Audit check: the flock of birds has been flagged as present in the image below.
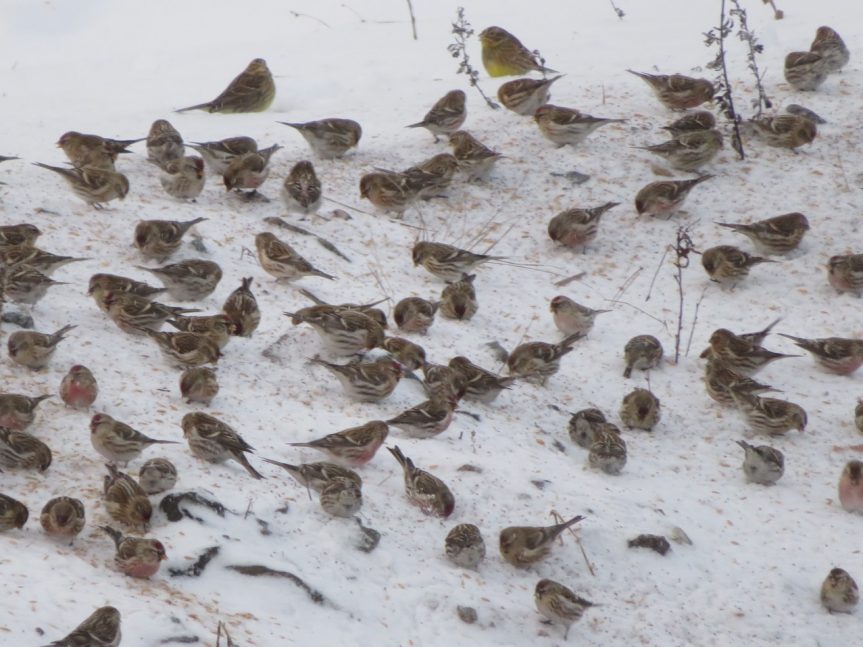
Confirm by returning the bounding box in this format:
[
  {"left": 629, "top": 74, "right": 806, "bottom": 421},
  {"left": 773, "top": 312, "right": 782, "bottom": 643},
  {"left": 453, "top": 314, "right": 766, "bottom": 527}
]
[{"left": 0, "top": 18, "right": 861, "bottom": 645}]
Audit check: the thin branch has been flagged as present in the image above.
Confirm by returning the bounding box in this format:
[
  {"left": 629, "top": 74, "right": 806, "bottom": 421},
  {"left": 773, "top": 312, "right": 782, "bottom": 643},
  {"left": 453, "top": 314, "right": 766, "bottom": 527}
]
[
  {"left": 730, "top": 0, "right": 772, "bottom": 117},
  {"left": 761, "top": 0, "right": 784, "bottom": 19},
  {"left": 613, "top": 266, "right": 643, "bottom": 303},
  {"left": 405, "top": 0, "right": 418, "bottom": 40},
  {"left": 645, "top": 247, "right": 670, "bottom": 302},
  {"left": 671, "top": 227, "right": 696, "bottom": 364},
  {"left": 685, "top": 285, "right": 709, "bottom": 357},
  {"left": 608, "top": 0, "right": 625, "bottom": 19},
  {"left": 448, "top": 8, "right": 499, "bottom": 109},
  {"left": 704, "top": 0, "right": 745, "bottom": 159}
]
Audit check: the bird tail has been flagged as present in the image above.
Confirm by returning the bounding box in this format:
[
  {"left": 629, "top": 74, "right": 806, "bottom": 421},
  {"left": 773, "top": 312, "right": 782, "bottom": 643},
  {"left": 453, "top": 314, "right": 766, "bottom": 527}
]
[
  {"left": 175, "top": 101, "right": 214, "bottom": 113},
  {"left": 99, "top": 524, "right": 123, "bottom": 548}
]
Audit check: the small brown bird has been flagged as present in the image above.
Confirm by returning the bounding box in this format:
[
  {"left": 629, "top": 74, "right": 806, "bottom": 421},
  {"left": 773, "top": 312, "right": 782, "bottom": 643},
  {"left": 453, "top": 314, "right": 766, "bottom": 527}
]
[
  {"left": 499, "top": 515, "right": 585, "bottom": 568},
  {"left": 498, "top": 75, "right": 563, "bottom": 116},
  {"left": 736, "top": 440, "right": 784, "bottom": 485},
  {"left": 100, "top": 525, "right": 166, "bottom": 579},
  {"left": 662, "top": 110, "right": 716, "bottom": 136},
  {"left": 784, "top": 51, "right": 827, "bottom": 91},
  {"left": 91, "top": 412, "right": 178, "bottom": 465},
  {"left": 181, "top": 412, "right": 263, "bottom": 479},
  {"left": 319, "top": 477, "right": 363, "bottom": 517},
  {"left": 359, "top": 171, "right": 414, "bottom": 215},
  {"left": 729, "top": 389, "right": 807, "bottom": 436},
  {"left": 167, "top": 314, "right": 234, "bottom": 349},
  {"left": 45, "top": 605, "right": 122, "bottom": 646},
  {"left": 547, "top": 202, "right": 619, "bottom": 250},
  {"left": 0, "top": 428, "right": 52, "bottom": 471},
  {"left": 394, "top": 296, "right": 438, "bottom": 335},
  {"left": 177, "top": 57, "right": 275, "bottom": 113},
  {"left": 701, "top": 245, "right": 774, "bottom": 287},
  {"left": 103, "top": 464, "right": 152, "bottom": 531},
  {"left": 856, "top": 399, "right": 863, "bottom": 434},
  {"left": 134, "top": 217, "right": 207, "bottom": 262},
  {"left": 716, "top": 212, "right": 809, "bottom": 256},
  {"left": 820, "top": 567, "right": 859, "bottom": 613},
  {"left": 180, "top": 366, "right": 219, "bottom": 405},
  {"left": 386, "top": 393, "right": 458, "bottom": 438},
  {"left": 159, "top": 155, "right": 205, "bottom": 201},
  {"left": 838, "top": 460, "right": 863, "bottom": 514},
  {"left": 703, "top": 328, "right": 796, "bottom": 375},
  {"left": 102, "top": 291, "right": 199, "bottom": 335},
  {"left": 287, "top": 306, "right": 384, "bottom": 356},
  {"left": 88, "top": 273, "right": 166, "bottom": 304},
  {"left": 0, "top": 245, "right": 88, "bottom": 276},
  {"left": 188, "top": 136, "right": 258, "bottom": 175},
  {"left": 255, "top": 232, "right": 335, "bottom": 282},
  {"left": 381, "top": 337, "right": 426, "bottom": 371},
  {"left": 281, "top": 160, "right": 322, "bottom": 214},
  {"left": 34, "top": 163, "right": 129, "bottom": 208},
  {"left": 635, "top": 175, "right": 712, "bottom": 218},
  {"left": 535, "top": 578, "right": 595, "bottom": 639},
  {"left": 507, "top": 333, "right": 583, "bottom": 385},
  {"left": 59, "top": 365, "right": 98, "bottom": 410},
  {"left": 0, "top": 493, "right": 29, "bottom": 531},
  {"left": 568, "top": 408, "right": 608, "bottom": 448},
  {"left": 627, "top": 70, "right": 715, "bottom": 110},
  {"left": 445, "top": 523, "right": 486, "bottom": 569},
  {"left": 534, "top": 104, "right": 625, "bottom": 147},
  {"left": 146, "top": 118, "right": 184, "bottom": 168},
  {"left": 40, "top": 496, "right": 86, "bottom": 541},
  {"left": 620, "top": 388, "right": 661, "bottom": 431},
  {"left": 828, "top": 254, "right": 863, "bottom": 296},
  {"left": 448, "top": 355, "right": 516, "bottom": 404},
  {"left": 479, "top": 26, "right": 557, "bottom": 77},
  {"left": 310, "top": 357, "right": 403, "bottom": 402},
  {"left": 810, "top": 26, "right": 850, "bottom": 73},
  {"left": 749, "top": 114, "right": 817, "bottom": 150},
  {"left": 296, "top": 289, "right": 388, "bottom": 328},
  {"left": 0, "top": 223, "right": 42, "bottom": 248},
  {"left": 137, "top": 259, "right": 223, "bottom": 302},
  {"left": 56, "top": 131, "right": 141, "bottom": 170},
  {"left": 550, "top": 295, "right": 610, "bottom": 336},
  {"left": 388, "top": 445, "right": 455, "bottom": 518},
  {"left": 589, "top": 423, "right": 627, "bottom": 475},
  {"left": 222, "top": 276, "right": 261, "bottom": 337},
  {"left": 262, "top": 458, "right": 361, "bottom": 493},
  {"left": 703, "top": 359, "right": 775, "bottom": 407},
  {"left": 439, "top": 273, "right": 478, "bottom": 321},
  {"left": 448, "top": 130, "right": 503, "bottom": 181},
  {"left": 138, "top": 457, "right": 178, "bottom": 495},
  {"left": 407, "top": 89, "right": 467, "bottom": 141},
  {"left": 623, "top": 334, "right": 663, "bottom": 378},
  {"left": 143, "top": 329, "right": 222, "bottom": 368},
  {"left": 279, "top": 118, "right": 362, "bottom": 159},
  {"left": 422, "top": 362, "right": 468, "bottom": 401},
  {"left": 636, "top": 128, "right": 723, "bottom": 172},
  {"left": 400, "top": 153, "right": 460, "bottom": 200},
  {"left": 290, "top": 420, "right": 389, "bottom": 467},
  {"left": 2, "top": 264, "right": 67, "bottom": 305},
  {"left": 8, "top": 324, "right": 75, "bottom": 370},
  {"left": 222, "top": 144, "right": 281, "bottom": 193},
  {"left": 778, "top": 334, "right": 863, "bottom": 375},
  {"left": 0, "top": 392, "right": 51, "bottom": 431},
  {"left": 412, "top": 241, "right": 502, "bottom": 282}
]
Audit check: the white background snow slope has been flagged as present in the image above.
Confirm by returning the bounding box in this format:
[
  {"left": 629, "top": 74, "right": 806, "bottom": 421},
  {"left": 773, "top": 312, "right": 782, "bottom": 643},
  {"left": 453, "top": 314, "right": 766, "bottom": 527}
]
[{"left": 1, "top": 0, "right": 862, "bottom": 645}]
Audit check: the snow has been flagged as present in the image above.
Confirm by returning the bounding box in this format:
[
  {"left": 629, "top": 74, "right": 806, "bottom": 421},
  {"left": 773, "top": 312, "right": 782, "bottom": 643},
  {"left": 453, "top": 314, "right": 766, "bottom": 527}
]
[{"left": 1, "top": 0, "right": 861, "bottom": 645}]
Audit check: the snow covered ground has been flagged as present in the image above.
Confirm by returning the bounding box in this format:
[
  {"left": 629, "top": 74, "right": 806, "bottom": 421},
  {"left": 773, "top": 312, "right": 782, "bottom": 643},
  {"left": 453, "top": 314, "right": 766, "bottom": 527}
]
[{"left": 1, "top": 0, "right": 861, "bottom": 645}]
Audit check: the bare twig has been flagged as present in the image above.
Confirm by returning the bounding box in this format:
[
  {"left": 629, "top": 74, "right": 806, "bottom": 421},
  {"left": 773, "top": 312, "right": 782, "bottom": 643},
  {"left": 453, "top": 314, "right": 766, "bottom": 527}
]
[
  {"left": 551, "top": 510, "right": 595, "bottom": 576},
  {"left": 704, "top": 0, "right": 745, "bottom": 159},
  {"left": 289, "top": 11, "right": 331, "bottom": 28},
  {"left": 761, "top": 0, "right": 784, "bottom": 19},
  {"left": 608, "top": 0, "right": 625, "bottom": 19},
  {"left": 671, "top": 227, "right": 696, "bottom": 364},
  {"left": 685, "top": 285, "right": 709, "bottom": 357},
  {"left": 607, "top": 298, "right": 670, "bottom": 333},
  {"left": 730, "top": 0, "right": 772, "bottom": 117},
  {"left": 613, "top": 266, "right": 643, "bottom": 303},
  {"left": 554, "top": 271, "right": 587, "bottom": 287},
  {"left": 227, "top": 564, "right": 327, "bottom": 605},
  {"left": 646, "top": 246, "right": 670, "bottom": 302},
  {"left": 405, "top": 0, "right": 418, "bottom": 40},
  {"left": 448, "top": 8, "right": 500, "bottom": 109}
]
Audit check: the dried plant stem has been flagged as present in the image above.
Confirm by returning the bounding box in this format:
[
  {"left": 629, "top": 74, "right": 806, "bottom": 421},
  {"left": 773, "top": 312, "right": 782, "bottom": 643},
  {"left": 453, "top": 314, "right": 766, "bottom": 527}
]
[
  {"left": 448, "top": 8, "right": 500, "bottom": 109},
  {"left": 405, "top": 0, "right": 418, "bottom": 40},
  {"left": 685, "top": 285, "right": 709, "bottom": 357},
  {"left": 551, "top": 510, "right": 595, "bottom": 576}
]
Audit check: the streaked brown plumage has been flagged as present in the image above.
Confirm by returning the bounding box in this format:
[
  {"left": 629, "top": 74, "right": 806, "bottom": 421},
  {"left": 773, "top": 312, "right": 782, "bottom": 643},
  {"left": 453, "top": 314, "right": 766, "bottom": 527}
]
[
  {"left": 704, "top": 359, "right": 775, "bottom": 406},
  {"left": 662, "top": 110, "right": 716, "bottom": 136},
  {"left": 0, "top": 493, "right": 29, "bottom": 531},
  {"left": 627, "top": 70, "right": 715, "bottom": 110},
  {"left": 179, "top": 366, "right": 219, "bottom": 405},
  {"left": 34, "top": 162, "right": 129, "bottom": 208},
  {"left": 838, "top": 460, "right": 863, "bottom": 514},
  {"left": 499, "top": 515, "right": 584, "bottom": 568},
  {"left": 381, "top": 336, "right": 426, "bottom": 371},
  {"left": 749, "top": 114, "right": 817, "bottom": 150},
  {"left": 262, "top": 458, "right": 361, "bottom": 493},
  {"left": 134, "top": 217, "right": 207, "bottom": 262},
  {"left": 784, "top": 51, "right": 827, "bottom": 91},
  {"left": 0, "top": 223, "right": 41, "bottom": 248},
  {"left": 222, "top": 276, "right": 261, "bottom": 337},
  {"left": 393, "top": 296, "right": 438, "bottom": 334},
  {"left": 623, "top": 334, "right": 663, "bottom": 378},
  {"left": 701, "top": 245, "right": 774, "bottom": 287},
  {"left": 828, "top": 254, "right": 863, "bottom": 296},
  {"left": 704, "top": 328, "right": 797, "bottom": 375},
  {"left": 181, "top": 412, "right": 263, "bottom": 479},
  {"left": 143, "top": 329, "right": 222, "bottom": 368},
  {"left": 136, "top": 259, "right": 223, "bottom": 302},
  {"left": 777, "top": 334, "right": 863, "bottom": 375},
  {"left": 535, "top": 578, "right": 595, "bottom": 639},
  {"left": 507, "top": 333, "right": 584, "bottom": 385},
  {"left": 2, "top": 264, "right": 66, "bottom": 305},
  {"left": 439, "top": 273, "right": 478, "bottom": 321},
  {"left": 103, "top": 464, "right": 152, "bottom": 531},
  {"left": 736, "top": 440, "right": 784, "bottom": 485},
  {"left": 138, "top": 457, "right": 178, "bottom": 495},
  {"left": 296, "top": 288, "right": 388, "bottom": 328},
  {"left": 445, "top": 523, "right": 486, "bottom": 569},
  {"left": 40, "top": 496, "right": 86, "bottom": 540},
  {"left": 188, "top": 136, "right": 257, "bottom": 175},
  {"left": 100, "top": 525, "right": 166, "bottom": 579},
  {"left": 856, "top": 399, "right": 863, "bottom": 434},
  {"left": 359, "top": 171, "right": 414, "bottom": 215},
  {"left": 821, "top": 567, "right": 859, "bottom": 613},
  {"left": 635, "top": 175, "right": 712, "bottom": 217},
  {"left": 387, "top": 393, "right": 458, "bottom": 439},
  {"left": 810, "top": 26, "right": 850, "bottom": 73},
  {"left": 56, "top": 131, "right": 141, "bottom": 169},
  {"left": 636, "top": 128, "right": 723, "bottom": 172},
  {"left": 281, "top": 160, "right": 322, "bottom": 213},
  {"left": 498, "top": 75, "right": 563, "bottom": 116},
  {"left": 550, "top": 295, "right": 610, "bottom": 336},
  {"left": 310, "top": 357, "right": 403, "bottom": 402},
  {"left": 167, "top": 313, "right": 234, "bottom": 349},
  {"left": 45, "top": 605, "right": 122, "bottom": 646},
  {"left": 0, "top": 427, "right": 52, "bottom": 471},
  {"left": 146, "top": 118, "right": 185, "bottom": 168},
  {"left": 176, "top": 58, "right": 275, "bottom": 113},
  {"left": 0, "top": 392, "right": 51, "bottom": 430},
  {"left": 729, "top": 388, "right": 807, "bottom": 436},
  {"left": 159, "top": 155, "right": 205, "bottom": 201},
  {"left": 255, "top": 231, "right": 335, "bottom": 282},
  {"left": 407, "top": 89, "right": 467, "bottom": 141},
  {"left": 102, "top": 291, "right": 198, "bottom": 335},
  {"left": 619, "top": 388, "right": 661, "bottom": 431},
  {"left": 319, "top": 477, "right": 363, "bottom": 517},
  {"left": 8, "top": 324, "right": 75, "bottom": 370},
  {"left": 222, "top": 144, "right": 280, "bottom": 192},
  {"left": 400, "top": 153, "right": 460, "bottom": 200},
  {"left": 588, "top": 423, "right": 627, "bottom": 475},
  {"left": 716, "top": 212, "right": 809, "bottom": 256},
  {"left": 568, "top": 408, "right": 607, "bottom": 448},
  {"left": 91, "top": 412, "right": 178, "bottom": 465},
  {"left": 412, "top": 241, "right": 502, "bottom": 282},
  {"left": 448, "top": 130, "right": 503, "bottom": 180},
  {"left": 279, "top": 118, "right": 362, "bottom": 159},
  {"left": 388, "top": 445, "right": 455, "bottom": 518},
  {"left": 287, "top": 306, "right": 384, "bottom": 356},
  {"left": 290, "top": 420, "right": 389, "bottom": 467},
  {"left": 0, "top": 244, "right": 88, "bottom": 276},
  {"left": 88, "top": 273, "right": 166, "bottom": 305},
  {"left": 547, "top": 201, "right": 619, "bottom": 250},
  {"left": 534, "top": 104, "right": 625, "bottom": 147},
  {"left": 448, "top": 355, "right": 516, "bottom": 404}
]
